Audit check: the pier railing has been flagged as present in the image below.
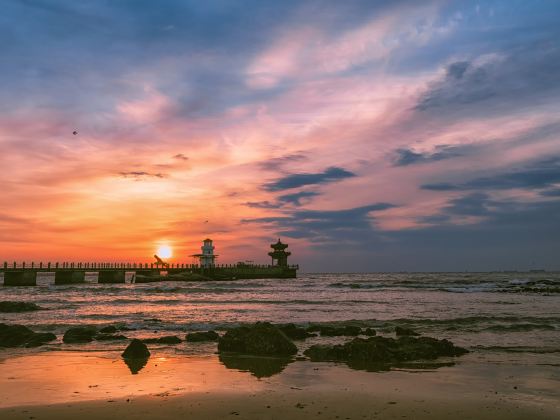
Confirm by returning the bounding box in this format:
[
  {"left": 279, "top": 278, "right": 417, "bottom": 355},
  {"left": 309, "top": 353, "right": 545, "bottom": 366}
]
[{"left": 0, "top": 262, "right": 299, "bottom": 272}]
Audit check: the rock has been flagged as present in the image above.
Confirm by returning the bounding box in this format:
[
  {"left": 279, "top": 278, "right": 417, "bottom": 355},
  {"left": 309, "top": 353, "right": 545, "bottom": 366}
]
[
  {"left": 395, "top": 326, "right": 420, "bottom": 336},
  {"left": 186, "top": 331, "right": 220, "bottom": 342},
  {"left": 307, "top": 325, "right": 362, "bottom": 337},
  {"left": 304, "top": 336, "right": 468, "bottom": 369},
  {"left": 63, "top": 326, "right": 98, "bottom": 343},
  {"left": 99, "top": 326, "right": 118, "bottom": 334},
  {"left": 362, "top": 328, "right": 377, "bottom": 336},
  {"left": 0, "top": 323, "right": 56, "bottom": 347},
  {"left": 25, "top": 332, "right": 57, "bottom": 347},
  {"left": 122, "top": 339, "right": 151, "bottom": 359},
  {"left": 278, "top": 324, "right": 316, "bottom": 340},
  {"left": 143, "top": 335, "right": 182, "bottom": 344},
  {"left": 218, "top": 322, "right": 297, "bottom": 356},
  {"left": 95, "top": 333, "right": 128, "bottom": 341},
  {"left": 0, "top": 301, "right": 43, "bottom": 312}
]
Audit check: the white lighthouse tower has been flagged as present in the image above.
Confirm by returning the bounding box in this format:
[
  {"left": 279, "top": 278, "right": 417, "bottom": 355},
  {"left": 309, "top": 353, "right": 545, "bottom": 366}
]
[{"left": 191, "top": 238, "right": 217, "bottom": 268}]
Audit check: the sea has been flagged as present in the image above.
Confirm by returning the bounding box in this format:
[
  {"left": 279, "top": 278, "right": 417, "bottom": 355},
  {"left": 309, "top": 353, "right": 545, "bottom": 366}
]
[{"left": 1, "top": 272, "right": 559, "bottom": 363}]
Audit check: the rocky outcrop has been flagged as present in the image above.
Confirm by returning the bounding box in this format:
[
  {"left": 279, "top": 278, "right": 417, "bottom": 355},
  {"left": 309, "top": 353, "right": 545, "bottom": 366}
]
[
  {"left": 0, "top": 301, "right": 43, "bottom": 312},
  {"left": 99, "top": 326, "right": 118, "bottom": 334},
  {"left": 122, "top": 339, "right": 151, "bottom": 375},
  {"left": 363, "top": 328, "right": 377, "bottom": 336},
  {"left": 307, "top": 324, "right": 362, "bottom": 337},
  {"left": 0, "top": 323, "right": 56, "bottom": 347},
  {"left": 122, "top": 339, "right": 151, "bottom": 359},
  {"left": 63, "top": 326, "right": 97, "bottom": 343},
  {"left": 395, "top": 326, "right": 420, "bottom": 336},
  {"left": 304, "top": 336, "right": 468, "bottom": 370},
  {"left": 278, "top": 324, "right": 316, "bottom": 340},
  {"left": 218, "top": 322, "right": 297, "bottom": 356},
  {"left": 143, "top": 335, "right": 182, "bottom": 344},
  {"left": 186, "top": 331, "right": 220, "bottom": 342}
]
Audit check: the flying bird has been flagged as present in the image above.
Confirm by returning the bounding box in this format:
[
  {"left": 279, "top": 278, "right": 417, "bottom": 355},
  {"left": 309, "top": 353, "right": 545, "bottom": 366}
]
[{"left": 73, "top": 130, "right": 78, "bottom": 135}]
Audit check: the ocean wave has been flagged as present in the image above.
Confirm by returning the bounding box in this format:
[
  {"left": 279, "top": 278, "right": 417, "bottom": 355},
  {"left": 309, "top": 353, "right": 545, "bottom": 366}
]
[
  {"left": 482, "top": 324, "right": 556, "bottom": 332},
  {"left": 473, "top": 345, "right": 560, "bottom": 354}
]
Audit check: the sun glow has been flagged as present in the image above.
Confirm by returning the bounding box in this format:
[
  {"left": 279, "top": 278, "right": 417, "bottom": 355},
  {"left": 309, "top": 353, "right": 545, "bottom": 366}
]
[{"left": 156, "top": 244, "right": 172, "bottom": 259}]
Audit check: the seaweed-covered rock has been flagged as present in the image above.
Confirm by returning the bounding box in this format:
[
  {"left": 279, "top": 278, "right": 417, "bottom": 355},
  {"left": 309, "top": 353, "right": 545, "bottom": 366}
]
[
  {"left": 395, "top": 326, "right": 420, "bottom": 336},
  {"left": 99, "top": 326, "right": 118, "bottom": 334},
  {"left": 0, "top": 301, "right": 43, "bottom": 312},
  {"left": 307, "top": 325, "right": 362, "bottom": 337},
  {"left": 25, "top": 332, "right": 57, "bottom": 347},
  {"left": 186, "top": 331, "right": 220, "bottom": 342},
  {"left": 278, "top": 324, "right": 316, "bottom": 340},
  {"left": 362, "top": 328, "right": 377, "bottom": 336},
  {"left": 0, "top": 323, "right": 56, "bottom": 347},
  {"left": 304, "top": 336, "right": 468, "bottom": 369},
  {"left": 63, "top": 326, "right": 97, "bottom": 343},
  {"left": 143, "top": 335, "right": 182, "bottom": 344},
  {"left": 122, "top": 339, "right": 151, "bottom": 359},
  {"left": 218, "top": 322, "right": 297, "bottom": 356}
]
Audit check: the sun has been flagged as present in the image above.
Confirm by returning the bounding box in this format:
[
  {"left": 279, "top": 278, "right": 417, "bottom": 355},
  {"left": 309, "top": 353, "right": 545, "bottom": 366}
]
[{"left": 156, "top": 244, "right": 172, "bottom": 259}]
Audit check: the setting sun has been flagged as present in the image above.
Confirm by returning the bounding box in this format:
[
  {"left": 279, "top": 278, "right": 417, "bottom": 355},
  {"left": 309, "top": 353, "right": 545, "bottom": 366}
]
[{"left": 156, "top": 244, "right": 172, "bottom": 259}]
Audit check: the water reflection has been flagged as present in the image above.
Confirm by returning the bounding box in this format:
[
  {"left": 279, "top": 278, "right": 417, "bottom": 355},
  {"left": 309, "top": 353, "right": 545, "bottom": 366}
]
[
  {"left": 345, "top": 359, "right": 456, "bottom": 372},
  {"left": 123, "top": 357, "right": 149, "bottom": 374},
  {"left": 219, "top": 354, "right": 293, "bottom": 378}
]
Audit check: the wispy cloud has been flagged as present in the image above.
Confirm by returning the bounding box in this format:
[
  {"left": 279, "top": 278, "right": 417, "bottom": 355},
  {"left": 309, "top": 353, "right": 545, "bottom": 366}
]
[
  {"left": 264, "top": 167, "right": 356, "bottom": 191},
  {"left": 173, "top": 153, "right": 189, "bottom": 161},
  {"left": 119, "top": 171, "right": 168, "bottom": 180},
  {"left": 422, "top": 156, "right": 560, "bottom": 191},
  {"left": 392, "top": 144, "right": 473, "bottom": 166}
]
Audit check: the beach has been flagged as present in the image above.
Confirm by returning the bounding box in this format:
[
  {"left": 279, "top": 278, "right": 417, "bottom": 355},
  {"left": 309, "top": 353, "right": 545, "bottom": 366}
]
[
  {"left": 0, "top": 351, "right": 558, "bottom": 419},
  {"left": 1, "top": 272, "right": 559, "bottom": 418}
]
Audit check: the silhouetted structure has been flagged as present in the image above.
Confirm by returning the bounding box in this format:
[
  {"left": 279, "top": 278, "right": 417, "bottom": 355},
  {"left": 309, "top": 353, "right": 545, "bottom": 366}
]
[
  {"left": 1, "top": 239, "right": 298, "bottom": 286},
  {"left": 268, "top": 239, "right": 291, "bottom": 267},
  {"left": 190, "top": 238, "right": 217, "bottom": 268}
]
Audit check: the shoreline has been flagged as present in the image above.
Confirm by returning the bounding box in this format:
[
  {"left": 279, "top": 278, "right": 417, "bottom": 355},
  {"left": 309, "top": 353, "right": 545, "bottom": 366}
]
[
  {"left": 1, "top": 389, "right": 557, "bottom": 420},
  {"left": 1, "top": 351, "right": 559, "bottom": 419}
]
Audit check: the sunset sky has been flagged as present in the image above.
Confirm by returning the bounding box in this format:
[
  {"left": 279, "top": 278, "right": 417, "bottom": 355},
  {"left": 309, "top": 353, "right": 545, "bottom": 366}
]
[{"left": 1, "top": 0, "right": 559, "bottom": 271}]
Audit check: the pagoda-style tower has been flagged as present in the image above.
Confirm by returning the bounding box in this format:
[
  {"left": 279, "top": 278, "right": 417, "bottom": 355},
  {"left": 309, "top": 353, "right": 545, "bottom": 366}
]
[
  {"left": 268, "top": 239, "right": 291, "bottom": 267},
  {"left": 191, "top": 238, "right": 218, "bottom": 268}
]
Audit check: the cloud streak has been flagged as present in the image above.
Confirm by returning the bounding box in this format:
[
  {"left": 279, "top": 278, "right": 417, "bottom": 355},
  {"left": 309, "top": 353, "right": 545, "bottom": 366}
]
[{"left": 264, "top": 167, "right": 356, "bottom": 191}]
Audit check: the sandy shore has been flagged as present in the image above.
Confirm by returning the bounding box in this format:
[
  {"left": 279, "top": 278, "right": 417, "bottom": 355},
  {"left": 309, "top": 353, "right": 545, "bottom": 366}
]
[
  {"left": 1, "top": 390, "right": 557, "bottom": 420},
  {"left": 0, "top": 351, "right": 558, "bottom": 419}
]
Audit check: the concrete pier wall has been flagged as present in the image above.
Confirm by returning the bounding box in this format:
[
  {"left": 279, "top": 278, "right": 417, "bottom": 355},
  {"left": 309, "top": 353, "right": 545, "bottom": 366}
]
[
  {"left": 97, "top": 270, "right": 125, "bottom": 284},
  {"left": 54, "top": 271, "right": 86, "bottom": 285},
  {"left": 3, "top": 271, "right": 37, "bottom": 286}
]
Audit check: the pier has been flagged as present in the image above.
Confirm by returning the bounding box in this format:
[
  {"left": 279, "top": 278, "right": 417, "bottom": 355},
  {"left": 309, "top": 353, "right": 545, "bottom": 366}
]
[
  {"left": 1, "top": 239, "right": 298, "bottom": 286},
  {"left": 0, "top": 261, "right": 298, "bottom": 286}
]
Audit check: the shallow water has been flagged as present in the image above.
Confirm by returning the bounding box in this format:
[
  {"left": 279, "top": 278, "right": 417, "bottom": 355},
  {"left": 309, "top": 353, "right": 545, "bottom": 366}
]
[{"left": 1, "top": 272, "right": 559, "bottom": 362}]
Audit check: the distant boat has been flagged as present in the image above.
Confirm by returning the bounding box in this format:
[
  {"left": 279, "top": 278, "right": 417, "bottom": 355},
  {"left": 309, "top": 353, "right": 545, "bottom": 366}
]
[{"left": 529, "top": 269, "right": 546, "bottom": 273}]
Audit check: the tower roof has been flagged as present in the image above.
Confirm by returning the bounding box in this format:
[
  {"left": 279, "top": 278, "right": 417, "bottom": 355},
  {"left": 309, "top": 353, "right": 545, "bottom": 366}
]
[{"left": 270, "top": 238, "right": 288, "bottom": 250}]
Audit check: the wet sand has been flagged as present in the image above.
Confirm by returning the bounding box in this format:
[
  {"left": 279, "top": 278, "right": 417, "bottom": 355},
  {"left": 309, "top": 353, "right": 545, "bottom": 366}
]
[
  {"left": 1, "top": 390, "right": 557, "bottom": 420},
  {"left": 0, "top": 351, "right": 558, "bottom": 419}
]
